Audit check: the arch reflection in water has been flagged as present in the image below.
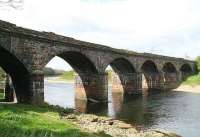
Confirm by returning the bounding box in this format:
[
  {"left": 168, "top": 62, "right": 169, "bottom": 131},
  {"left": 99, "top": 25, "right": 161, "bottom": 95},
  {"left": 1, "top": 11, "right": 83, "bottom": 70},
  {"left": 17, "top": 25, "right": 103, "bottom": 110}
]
[{"left": 75, "top": 99, "right": 108, "bottom": 114}]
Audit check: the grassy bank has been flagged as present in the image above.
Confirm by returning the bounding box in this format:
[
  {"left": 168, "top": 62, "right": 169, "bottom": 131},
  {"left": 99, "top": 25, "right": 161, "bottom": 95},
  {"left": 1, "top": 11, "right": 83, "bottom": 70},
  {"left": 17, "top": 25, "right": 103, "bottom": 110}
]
[
  {"left": 60, "top": 70, "right": 75, "bottom": 81},
  {"left": 0, "top": 104, "right": 110, "bottom": 137},
  {"left": 182, "top": 73, "right": 200, "bottom": 86},
  {"left": 179, "top": 56, "right": 200, "bottom": 86}
]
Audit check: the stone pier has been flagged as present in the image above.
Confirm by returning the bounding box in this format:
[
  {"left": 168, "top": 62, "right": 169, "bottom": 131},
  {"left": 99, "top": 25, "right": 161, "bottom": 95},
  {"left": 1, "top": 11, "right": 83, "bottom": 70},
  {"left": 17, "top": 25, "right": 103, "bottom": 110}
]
[
  {"left": 112, "top": 73, "right": 142, "bottom": 95},
  {"left": 28, "top": 73, "right": 44, "bottom": 105},
  {"left": 142, "top": 73, "right": 165, "bottom": 91},
  {"left": 75, "top": 73, "right": 108, "bottom": 102}
]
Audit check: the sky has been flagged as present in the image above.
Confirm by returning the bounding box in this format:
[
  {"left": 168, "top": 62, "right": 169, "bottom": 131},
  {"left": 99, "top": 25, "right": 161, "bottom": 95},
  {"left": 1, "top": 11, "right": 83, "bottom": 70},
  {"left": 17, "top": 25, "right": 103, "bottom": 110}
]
[{"left": 0, "top": 0, "right": 200, "bottom": 70}]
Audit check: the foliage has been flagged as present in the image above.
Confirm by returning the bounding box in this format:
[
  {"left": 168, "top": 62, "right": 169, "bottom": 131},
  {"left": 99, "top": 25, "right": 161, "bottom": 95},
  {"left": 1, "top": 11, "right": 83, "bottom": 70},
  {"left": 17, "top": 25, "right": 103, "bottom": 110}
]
[
  {"left": 181, "top": 57, "right": 200, "bottom": 86},
  {"left": 182, "top": 73, "right": 200, "bottom": 86},
  {"left": 196, "top": 56, "right": 200, "bottom": 72},
  {"left": 60, "top": 70, "right": 75, "bottom": 80},
  {"left": 0, "top": 104, "right": 110, "bottom": 137},
  {"left": 44, "top": 67, "right": 65, "bottom": 76}
]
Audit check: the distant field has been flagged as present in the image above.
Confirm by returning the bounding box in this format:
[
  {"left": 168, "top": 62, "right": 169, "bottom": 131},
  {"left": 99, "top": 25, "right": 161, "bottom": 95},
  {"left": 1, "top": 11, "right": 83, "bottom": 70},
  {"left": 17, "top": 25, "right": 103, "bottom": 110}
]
[{"left": 59, "top": 70, "right": 113, "bottom": 81}]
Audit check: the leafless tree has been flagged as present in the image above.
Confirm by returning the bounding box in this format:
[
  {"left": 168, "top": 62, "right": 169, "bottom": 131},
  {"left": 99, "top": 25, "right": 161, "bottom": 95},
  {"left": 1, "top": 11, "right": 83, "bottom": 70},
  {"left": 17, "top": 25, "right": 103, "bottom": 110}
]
[{"left": 0, "top": 0, "right": 23, "bottom": 9}]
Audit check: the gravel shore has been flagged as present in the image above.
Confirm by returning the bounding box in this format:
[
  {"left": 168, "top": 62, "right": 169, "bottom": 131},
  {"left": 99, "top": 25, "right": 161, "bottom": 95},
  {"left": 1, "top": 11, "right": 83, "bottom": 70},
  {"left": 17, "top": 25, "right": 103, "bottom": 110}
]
[
  {"left": 60, "top": 111, "right": 181, "bottom": 137},
  {"left": 173, "top": 84, "right": 200, "bottom": 93}
]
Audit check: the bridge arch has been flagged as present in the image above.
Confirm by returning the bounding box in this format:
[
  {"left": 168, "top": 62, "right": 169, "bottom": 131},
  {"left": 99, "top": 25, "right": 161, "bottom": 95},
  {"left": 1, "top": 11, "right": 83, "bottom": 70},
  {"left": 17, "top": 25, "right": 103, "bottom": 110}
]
[
  {"left": 163, "top": 62, "right": 177, "bottom": 73},
  {"left": 180, "top": 63, "right": 193, "bottom": 79},
  {"left": 162, "top": 62, "right": 178, "bottom": 89},
  {"left": 141, "top": 60, "right": 159, "bottom": 73},
  {"left": 141, "top": 60, "right": 160, "bottom": 89},
  {"left": 57, "top": 51, "right": 98, "bottom": 74},
  {"left": 108, "top": 58, "right": 136, "bottom": 74},
  {"left": 105, "top": 58, "right": 138, "bottom": 95},
  {"left": 180, "top": 63, "right": 192, "bottom": 73},
  {"left": 45, "top": 51, "right": 107, "bottom": 102},
  {"left": 0, "top": 46, "right": 31, "bottom": 103}
]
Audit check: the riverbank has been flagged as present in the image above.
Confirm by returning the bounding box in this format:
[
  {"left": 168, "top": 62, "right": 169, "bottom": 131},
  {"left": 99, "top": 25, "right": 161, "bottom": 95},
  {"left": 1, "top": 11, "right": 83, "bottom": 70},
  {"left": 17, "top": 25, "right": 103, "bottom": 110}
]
[
  {"left": 45, "top": 77, "right": 113, "bottom": 86},
  {"left": 0, "top": 103, "right": 181, "bottom": 137},
  {"left": 45, "top": 76, "right": 74, "bottom": 84},
  {"left": 174, "top": 84, "right": 200, "bottom": 93},
  {"left": 62, "top": 112, "right": 181, "bottom": 137},
  {"left": 0, "top": 104, "right": 109, "bottom": 137}
]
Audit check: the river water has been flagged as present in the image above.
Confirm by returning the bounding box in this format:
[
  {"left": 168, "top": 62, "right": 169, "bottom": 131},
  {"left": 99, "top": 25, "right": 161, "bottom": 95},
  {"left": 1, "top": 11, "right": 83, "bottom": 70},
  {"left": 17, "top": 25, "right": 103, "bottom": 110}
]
[{"left": 44, "top": 81, "right": 200, "bottom": 137}]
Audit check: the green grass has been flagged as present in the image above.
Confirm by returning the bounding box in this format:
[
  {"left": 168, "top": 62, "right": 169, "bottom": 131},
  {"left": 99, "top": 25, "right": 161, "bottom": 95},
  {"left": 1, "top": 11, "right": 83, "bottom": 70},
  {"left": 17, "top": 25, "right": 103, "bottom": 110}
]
[
  {"left": 0, "top": 104, "right": 110, "bottom": 137},
  {"left": 182, "top": 73, "right": 200, "bottom": 86},
  {"left": 60, "top": 71, "right": 75, "bottom": 81}
]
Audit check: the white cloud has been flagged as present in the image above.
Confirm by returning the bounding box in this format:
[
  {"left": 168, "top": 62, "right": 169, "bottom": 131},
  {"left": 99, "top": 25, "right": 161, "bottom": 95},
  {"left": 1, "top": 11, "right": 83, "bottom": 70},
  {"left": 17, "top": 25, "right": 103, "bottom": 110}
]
[{"left": 0, "top": 0, "right": 200, "bottom": 70}]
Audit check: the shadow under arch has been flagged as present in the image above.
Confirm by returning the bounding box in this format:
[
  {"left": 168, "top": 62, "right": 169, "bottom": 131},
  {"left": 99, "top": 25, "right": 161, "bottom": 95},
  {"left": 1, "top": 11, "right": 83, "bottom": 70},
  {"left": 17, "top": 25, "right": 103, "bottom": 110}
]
[
  {"left": 180, "top": 63, "right": 193, "bottom": 80},
  {"left": 162, "top": 62, "right": 178, "bottom": 89},
  {"left": 45, "top": 51, "right": 106, "bottom": 103},
  {"left": 141, "top": 60, "right": 161, "bottom": 90},
  {"left": 163, "top": 62, "right": 177, "bottom": 73},
  {"left": 0, "top": 46, "right": 31, "bottom": 103},
  {"left": 58, "top": 51, "right": 98, "bottom": 74},
  {"left": 106, "top": 58, "right": 139, "bottom": 95}
]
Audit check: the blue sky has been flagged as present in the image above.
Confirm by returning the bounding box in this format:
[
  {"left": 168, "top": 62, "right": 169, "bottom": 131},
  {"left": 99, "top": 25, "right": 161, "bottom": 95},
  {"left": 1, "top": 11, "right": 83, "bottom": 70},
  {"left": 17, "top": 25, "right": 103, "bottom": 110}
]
[{"left": 0, "top": 0, "right": 200, "bottom": 70}]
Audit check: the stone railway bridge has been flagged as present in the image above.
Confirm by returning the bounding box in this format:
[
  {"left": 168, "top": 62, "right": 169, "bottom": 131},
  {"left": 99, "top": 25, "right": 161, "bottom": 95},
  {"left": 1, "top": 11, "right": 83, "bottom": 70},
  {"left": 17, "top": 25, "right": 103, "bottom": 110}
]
[{"left": 0, "top": 20, "right": 196, "bottom": 105}]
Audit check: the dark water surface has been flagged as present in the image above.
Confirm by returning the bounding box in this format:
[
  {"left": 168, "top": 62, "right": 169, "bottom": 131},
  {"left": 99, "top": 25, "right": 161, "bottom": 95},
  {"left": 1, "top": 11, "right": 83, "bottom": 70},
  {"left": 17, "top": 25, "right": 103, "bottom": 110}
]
[{"left": 44, "top": 81, "right": 200, "bottom": 137}]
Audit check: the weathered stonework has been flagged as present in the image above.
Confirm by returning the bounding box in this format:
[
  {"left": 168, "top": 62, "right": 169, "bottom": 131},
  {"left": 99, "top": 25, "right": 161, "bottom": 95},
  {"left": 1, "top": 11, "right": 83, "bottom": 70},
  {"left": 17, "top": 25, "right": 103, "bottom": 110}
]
[{"left": 0, "top": 20, "right": 197, "bottom": 105}]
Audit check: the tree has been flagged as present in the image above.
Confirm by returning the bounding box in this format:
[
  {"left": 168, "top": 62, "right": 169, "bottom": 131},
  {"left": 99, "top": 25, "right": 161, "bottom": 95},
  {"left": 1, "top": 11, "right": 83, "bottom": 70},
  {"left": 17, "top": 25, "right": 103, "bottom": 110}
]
[{"left": 196, "top": 56, "right": 200, "bottom": 73}]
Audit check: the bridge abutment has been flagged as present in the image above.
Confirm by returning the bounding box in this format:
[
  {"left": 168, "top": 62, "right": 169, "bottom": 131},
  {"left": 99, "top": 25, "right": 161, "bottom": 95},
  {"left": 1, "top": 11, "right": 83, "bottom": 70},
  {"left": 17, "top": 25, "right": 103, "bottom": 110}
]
[{"left": 75, "top": 73, "right": 108, "bottom": 102}]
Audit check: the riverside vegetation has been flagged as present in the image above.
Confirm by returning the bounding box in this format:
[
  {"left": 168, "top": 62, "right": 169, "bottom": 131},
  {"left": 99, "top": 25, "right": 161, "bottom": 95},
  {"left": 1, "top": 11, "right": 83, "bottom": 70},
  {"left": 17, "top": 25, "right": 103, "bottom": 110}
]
[{"left": 182, "top": 56, "right": 200, "bottom": 86}]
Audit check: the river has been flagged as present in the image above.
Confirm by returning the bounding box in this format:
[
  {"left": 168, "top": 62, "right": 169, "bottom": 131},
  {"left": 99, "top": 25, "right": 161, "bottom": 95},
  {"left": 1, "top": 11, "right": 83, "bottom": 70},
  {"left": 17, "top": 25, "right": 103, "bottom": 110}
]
[{"left": 44, "top": 81, "right": 200, "bottom": 137}]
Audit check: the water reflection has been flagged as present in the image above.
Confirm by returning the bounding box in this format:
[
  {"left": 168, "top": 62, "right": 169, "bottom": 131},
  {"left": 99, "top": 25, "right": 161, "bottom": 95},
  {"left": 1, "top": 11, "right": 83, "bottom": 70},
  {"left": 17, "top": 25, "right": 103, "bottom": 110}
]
[
  {"left": 111, "top": 92, "right": 124, "bottom": 115},
  {"left": 75, "top": 99, "right": 108, "bottom": 114},
  {"left": 45, "top": 81, "right": 200, "bottom": 137}
]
